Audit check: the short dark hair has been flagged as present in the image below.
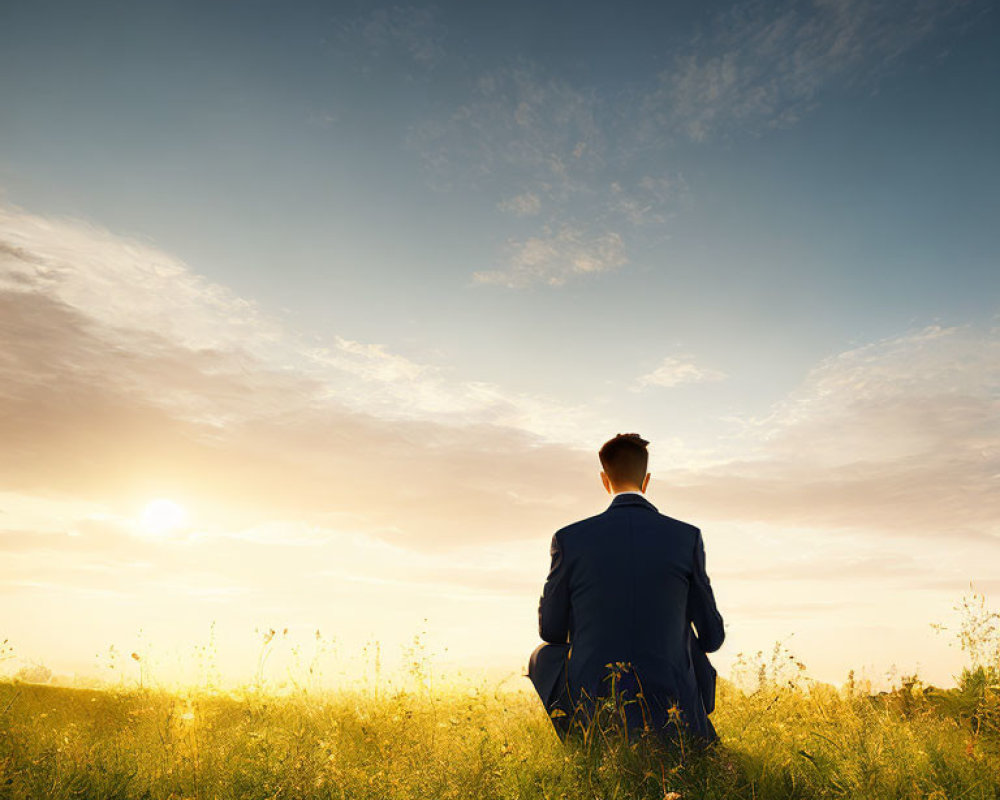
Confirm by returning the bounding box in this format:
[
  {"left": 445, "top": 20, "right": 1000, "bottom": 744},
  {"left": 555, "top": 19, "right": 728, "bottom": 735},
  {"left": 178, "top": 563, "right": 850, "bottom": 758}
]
[{"left": 599, "top": 433, "right": 649, "bottom": 487}]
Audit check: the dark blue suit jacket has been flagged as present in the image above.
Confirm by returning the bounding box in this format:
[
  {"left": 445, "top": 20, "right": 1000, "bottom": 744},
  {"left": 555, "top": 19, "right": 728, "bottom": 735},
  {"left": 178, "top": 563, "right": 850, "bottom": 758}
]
[{"left": 536, "top": 492, "right": 724, "bottom": 741}]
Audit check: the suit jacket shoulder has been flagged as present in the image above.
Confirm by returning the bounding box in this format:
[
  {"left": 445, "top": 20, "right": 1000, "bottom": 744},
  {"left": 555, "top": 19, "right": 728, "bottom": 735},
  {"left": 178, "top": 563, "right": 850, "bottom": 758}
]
[
  {"left": 556, "top": 512, "right": 605, "bottom": 536},
  {"left": 653, "top": 511, "right": 700, "bottom": 535},
  {"left": 552, "top": 512, "right": 605, "bottom": 549}
]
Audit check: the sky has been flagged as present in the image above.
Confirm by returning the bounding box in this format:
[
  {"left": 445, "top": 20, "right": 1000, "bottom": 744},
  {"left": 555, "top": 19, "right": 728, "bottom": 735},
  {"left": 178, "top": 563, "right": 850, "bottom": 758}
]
[{"left": 0, "top": 0, "right": 998, "bottom": 692}]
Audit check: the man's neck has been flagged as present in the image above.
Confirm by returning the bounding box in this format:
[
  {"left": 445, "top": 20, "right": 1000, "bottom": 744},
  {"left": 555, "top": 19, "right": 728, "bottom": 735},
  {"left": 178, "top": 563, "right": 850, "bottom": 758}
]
[{"left": 612, "top": 488, "right": 644, "bottom": 496}]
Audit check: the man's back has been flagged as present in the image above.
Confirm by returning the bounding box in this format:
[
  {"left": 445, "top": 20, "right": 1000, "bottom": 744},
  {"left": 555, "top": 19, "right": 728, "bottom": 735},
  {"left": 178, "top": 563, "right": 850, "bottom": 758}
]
[{"left": 537, "top": 492, "right": 724, "bottom": 741}]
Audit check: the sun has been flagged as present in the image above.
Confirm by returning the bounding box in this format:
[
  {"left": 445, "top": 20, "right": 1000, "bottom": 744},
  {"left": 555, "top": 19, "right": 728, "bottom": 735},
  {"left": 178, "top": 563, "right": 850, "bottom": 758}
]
[{"left": 139, "top": 499, "right": 188, "bottom": 536}]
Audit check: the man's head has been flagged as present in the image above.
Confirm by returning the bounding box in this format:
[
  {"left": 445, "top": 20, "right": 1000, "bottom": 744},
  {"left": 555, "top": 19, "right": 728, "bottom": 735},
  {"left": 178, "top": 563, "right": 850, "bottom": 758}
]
[{"left": 598, "top": 433, "right": 650, "bottom": 494}]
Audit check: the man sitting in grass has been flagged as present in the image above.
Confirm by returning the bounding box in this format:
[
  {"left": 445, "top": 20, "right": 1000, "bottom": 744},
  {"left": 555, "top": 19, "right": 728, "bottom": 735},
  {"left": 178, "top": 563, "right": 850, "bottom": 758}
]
[{"left": 529, "top": 433, "right": 725, "bottom": 744}]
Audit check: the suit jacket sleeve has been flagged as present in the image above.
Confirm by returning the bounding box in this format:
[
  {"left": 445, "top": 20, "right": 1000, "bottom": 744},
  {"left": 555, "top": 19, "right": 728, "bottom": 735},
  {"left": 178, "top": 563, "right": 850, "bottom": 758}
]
[
  {"left": 688, "top": 528, "right": 725, "bottom": 653},
  {"left": 690, "top": 632, "right": 717, "bottom": 714},
  {"left": 538, "top": 531, "right": 571, "bottom": 644}
]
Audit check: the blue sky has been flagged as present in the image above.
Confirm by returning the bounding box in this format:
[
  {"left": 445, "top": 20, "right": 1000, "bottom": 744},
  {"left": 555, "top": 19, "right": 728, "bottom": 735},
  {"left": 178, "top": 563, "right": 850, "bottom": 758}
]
[
  {"left": 0, "top": 0, "right": 998, "bottom": 688},
  {"left": 2, "top": 1, "right": 996, "bottom": 424}
]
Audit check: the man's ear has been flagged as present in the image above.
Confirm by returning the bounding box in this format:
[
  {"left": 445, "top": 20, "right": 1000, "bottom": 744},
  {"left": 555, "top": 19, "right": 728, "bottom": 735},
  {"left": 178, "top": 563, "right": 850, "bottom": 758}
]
[
  {"left": 600, "top": 471, "right": 612, "bottom": 494},
  {"left": 642, "top": 473, "right": 651, "bottom": 493}
]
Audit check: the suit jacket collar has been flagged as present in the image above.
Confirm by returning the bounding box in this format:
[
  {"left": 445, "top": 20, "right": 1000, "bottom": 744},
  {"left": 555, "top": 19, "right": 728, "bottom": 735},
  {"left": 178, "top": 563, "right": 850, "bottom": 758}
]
[{"left": 607, "top": 492, "right": 658, "bottom": 512}]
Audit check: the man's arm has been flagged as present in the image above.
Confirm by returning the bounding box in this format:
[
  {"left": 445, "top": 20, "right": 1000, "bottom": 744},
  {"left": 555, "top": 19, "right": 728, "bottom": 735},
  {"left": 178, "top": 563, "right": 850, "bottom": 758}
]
[
  {"left": 538, "top": 530, "right": 571, "bottom": 644},
  {"left": 688, "top": 528, "right": 725, "bottom": 653}
]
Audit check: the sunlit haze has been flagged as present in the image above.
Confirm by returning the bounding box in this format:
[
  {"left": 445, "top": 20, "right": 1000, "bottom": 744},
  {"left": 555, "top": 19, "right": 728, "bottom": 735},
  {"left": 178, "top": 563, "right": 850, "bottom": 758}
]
[{"left": 1, "top": 0, "right": 998, "bottom": 692}]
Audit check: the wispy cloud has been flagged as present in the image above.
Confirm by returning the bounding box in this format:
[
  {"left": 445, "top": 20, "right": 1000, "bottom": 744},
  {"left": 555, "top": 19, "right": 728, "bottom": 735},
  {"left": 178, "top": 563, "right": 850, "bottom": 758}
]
[
  {"left": 410, "top": 64, "right": 688, "bottom": 288},
  {"left": 634, "top": 356, "right": 726, "bottom": 390},
  {"left": 643, "top": 0, "right": 975, "bottom": 142},
  {"left": 497, "top": 192, "right": 541, "bottom": 217},
  {"left": 669, "top": 325, "right": 1000, "bottom": 542},
  {"left": 412, "top": 64, "right": 604, "bottom": 189},
  {"left": 606, "top": 177, "right": 687, "bottom": 227},
  {"left": 473, "top": 225, "right": 626, "bottom": 288},
  {"left": 0, "top": 204, "right": 606, "bottom": 444},
  {"left": 403, "top": 0, "right": 982, "bottom": 287},
  {"left": 304, "top": 336, "right": 605, "bottom": 441}
]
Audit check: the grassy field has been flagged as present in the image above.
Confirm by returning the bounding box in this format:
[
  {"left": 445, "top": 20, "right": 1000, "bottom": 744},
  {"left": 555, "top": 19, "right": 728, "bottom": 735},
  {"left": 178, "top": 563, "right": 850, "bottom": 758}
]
[
  {"left": 2, "top": 593, "right": 998, "bottom": 799},
  {"left": 1, "top": 661, "right": 998, "bottom": 800}
]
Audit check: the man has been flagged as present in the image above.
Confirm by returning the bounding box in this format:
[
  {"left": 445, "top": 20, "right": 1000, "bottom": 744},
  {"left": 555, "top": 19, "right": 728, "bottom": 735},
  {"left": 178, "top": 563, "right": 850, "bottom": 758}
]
[{"left": 528, "top": 433, "right": 725, "bottom": 744}]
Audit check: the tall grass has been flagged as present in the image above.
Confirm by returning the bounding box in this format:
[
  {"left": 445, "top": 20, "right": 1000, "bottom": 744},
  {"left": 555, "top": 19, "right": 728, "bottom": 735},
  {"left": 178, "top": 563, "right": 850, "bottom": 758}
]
[{"left": 1, "top": 591, "right": 998, "bottom": 799}]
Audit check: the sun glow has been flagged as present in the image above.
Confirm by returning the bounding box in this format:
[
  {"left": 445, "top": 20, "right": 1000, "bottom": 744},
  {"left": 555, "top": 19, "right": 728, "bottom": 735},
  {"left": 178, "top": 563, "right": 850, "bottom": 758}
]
[{"left": 139, "top": 499, "right": 188, "bottom": 536}]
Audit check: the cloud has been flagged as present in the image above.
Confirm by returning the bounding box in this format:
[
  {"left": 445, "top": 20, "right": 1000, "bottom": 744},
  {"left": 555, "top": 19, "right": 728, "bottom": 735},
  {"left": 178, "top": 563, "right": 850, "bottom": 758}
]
[
  {"left": 0, "top": 210, "right": 281, "bottom": 354},
  {"left": 411, "top": 65, "right": 680, "bottom": 288},
  {"left": 323, "top": 336, "right": 431, "bottom": 384},
  {"left": 0, "top": 203, "right": 609, "bottom": 552},
  {"left": 304, "top": 336, "right": 604, "bottom": 442},
  {"left": 606, "top": 178, "right": 681, "bottom": 227},
  {"left": 429, "top": 0, "right": 966, "bottom": 282},
  {"left": 643, "top": 0, "right": 977, "bottom": 141},
  {"left": 498, "top": 192, "right": 541, "bottom": 217},
  {"left": 667, "top": 325, "right": 1000, "bottom": 542},
  {"left": 635, "top": 356, "right": 726, "bottom": 390},
  {"left": 0, "top": 204, "right": 607, "bottom": 443},
  {"left": 411, "top": 64, "right": 604, "bottom": 188},
  {"left": 398, "top": 1, "right": 983, "bottom": 285},
  {"left": 473, "top": 225, "right": 626, "bottom": 288}
]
